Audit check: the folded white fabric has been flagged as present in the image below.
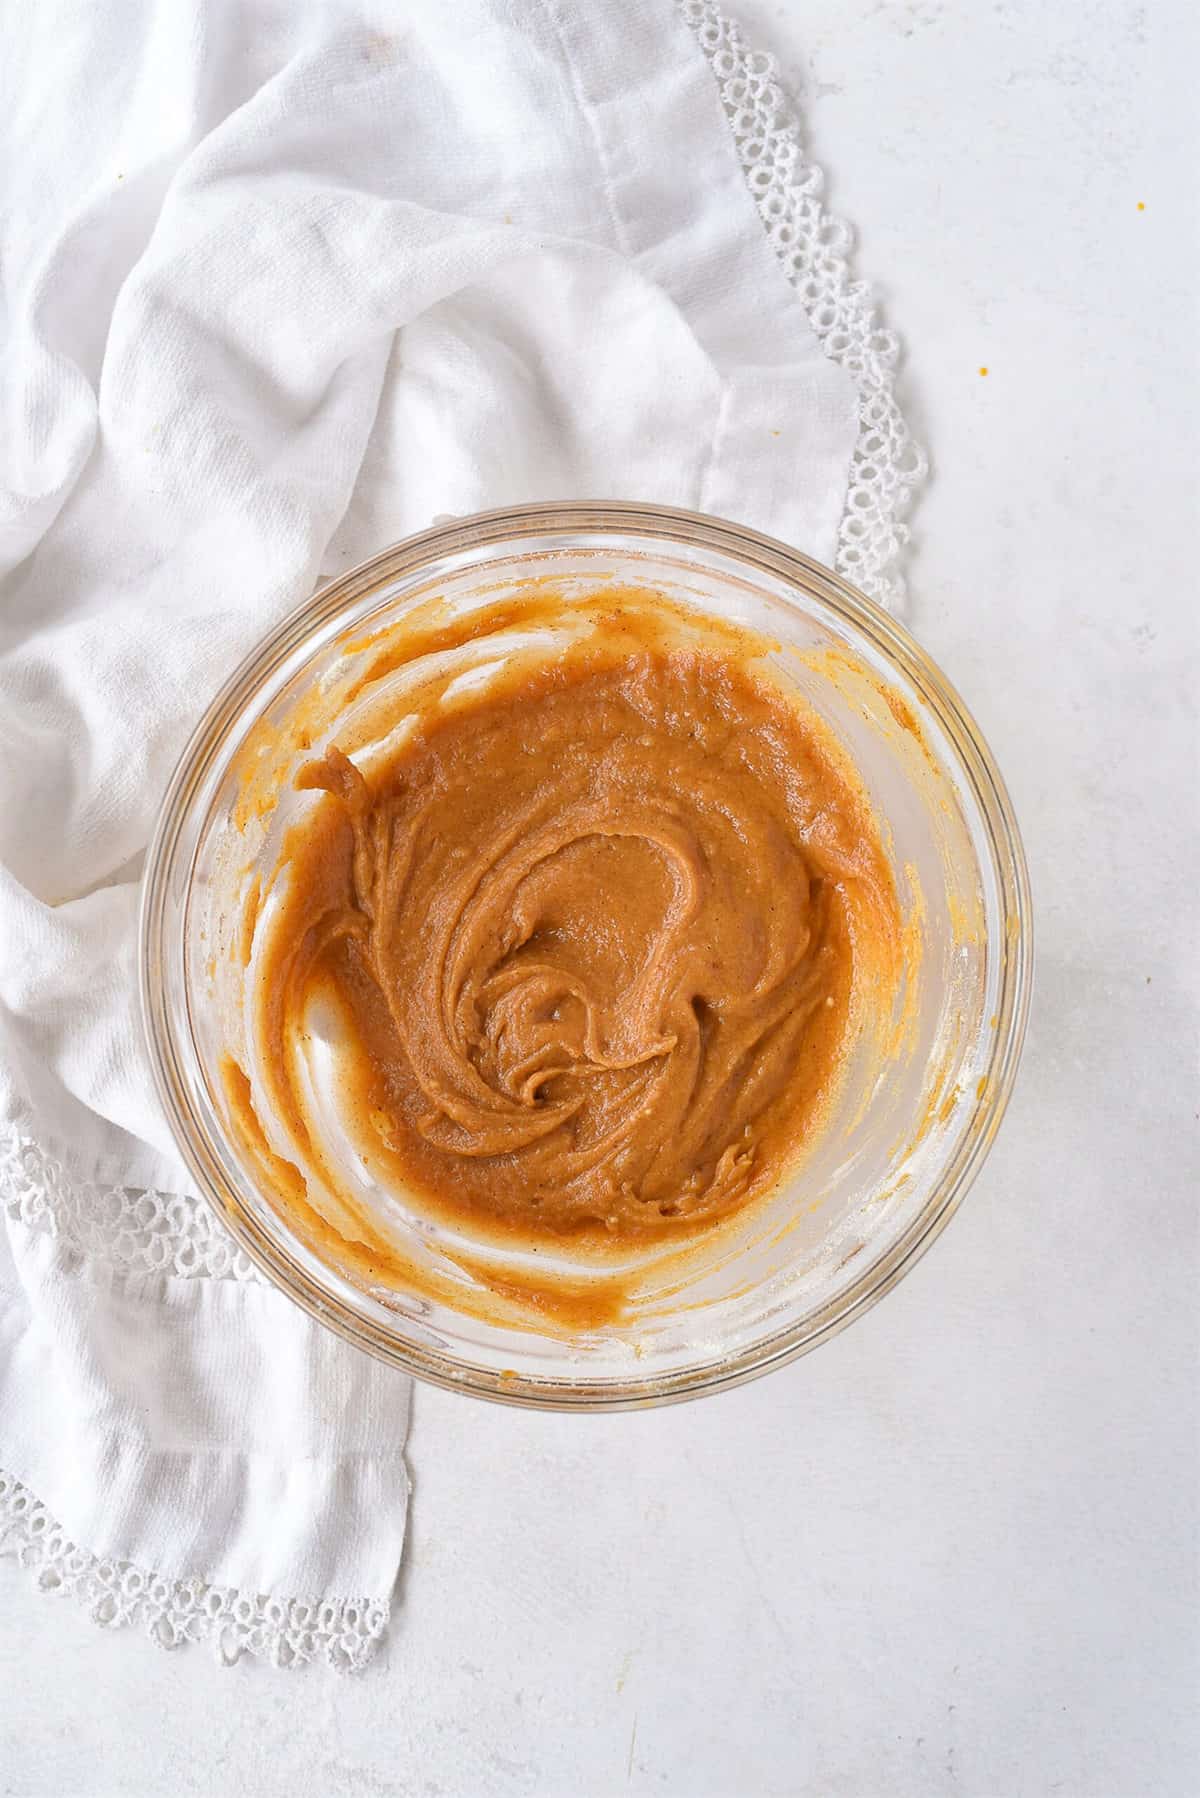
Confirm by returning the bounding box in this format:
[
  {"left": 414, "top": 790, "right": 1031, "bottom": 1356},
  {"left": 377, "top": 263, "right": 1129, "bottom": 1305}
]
[{"left": 0, "top": 0, "right": 922, "bottom": 1667}]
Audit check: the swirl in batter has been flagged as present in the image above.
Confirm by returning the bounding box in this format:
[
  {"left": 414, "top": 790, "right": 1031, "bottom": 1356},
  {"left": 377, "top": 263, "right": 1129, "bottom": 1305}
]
[{"left": 239, "top": 614, "right": 900, "bottom": 1244}]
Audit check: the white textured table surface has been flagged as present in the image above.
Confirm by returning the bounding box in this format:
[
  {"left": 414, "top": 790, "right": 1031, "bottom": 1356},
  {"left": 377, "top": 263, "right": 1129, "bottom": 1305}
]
[{"left": 4, "top": 3, "right": 1195, "bottom": 1794}]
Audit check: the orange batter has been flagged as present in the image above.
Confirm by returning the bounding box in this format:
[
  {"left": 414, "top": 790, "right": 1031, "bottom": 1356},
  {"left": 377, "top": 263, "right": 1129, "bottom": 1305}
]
[{"left": 239, "top": 607, "right": 901, "bottom": 1245}]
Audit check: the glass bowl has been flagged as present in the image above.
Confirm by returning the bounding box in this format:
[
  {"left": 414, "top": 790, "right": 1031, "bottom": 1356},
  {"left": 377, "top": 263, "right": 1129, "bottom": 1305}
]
[{"left": 140, "top": 502, "right": 1031, "bottom": 1409}]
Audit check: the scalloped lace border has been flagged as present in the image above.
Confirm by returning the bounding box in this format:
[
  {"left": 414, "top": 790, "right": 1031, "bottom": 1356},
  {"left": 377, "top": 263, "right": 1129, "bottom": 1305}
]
[
  {"left": 680, "top": 0, "right": 927, "bottom": 610},
  {"left": 0, "top": 0, "right": 926, "bottom": 1673},
  {"left": 0, "top": 1469, "right": 387, "bottom": 1671},
  {"left": 0, "top": 1124, "right": 261, "bottom": 1283}
]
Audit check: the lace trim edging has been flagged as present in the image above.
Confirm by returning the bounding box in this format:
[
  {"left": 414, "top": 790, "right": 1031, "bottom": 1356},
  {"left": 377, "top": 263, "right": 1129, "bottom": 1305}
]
[
  {"left": 0, "top": 1125, "right": 261, "bottom": 1283},
  {"left": 1, "top": 1142, "right": 384, "bottom": 1673},
  {"left": 680, "top": 0, "right": 927, "bottom": 610},
  {"left": 0, "top": 1469, "right": 389, "bottom": 1672}
]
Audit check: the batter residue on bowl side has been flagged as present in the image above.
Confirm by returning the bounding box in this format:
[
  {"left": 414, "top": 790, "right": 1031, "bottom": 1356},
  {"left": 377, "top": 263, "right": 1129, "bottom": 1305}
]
[{"left": 220, "top": 587, "right": 903, "bottom": 1290}]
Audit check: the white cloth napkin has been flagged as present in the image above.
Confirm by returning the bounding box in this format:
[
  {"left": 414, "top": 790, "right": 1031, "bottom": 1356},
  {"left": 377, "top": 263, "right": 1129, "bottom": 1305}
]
[{"left": 0, "top": 0, "right": 921, "bottom": 1667}]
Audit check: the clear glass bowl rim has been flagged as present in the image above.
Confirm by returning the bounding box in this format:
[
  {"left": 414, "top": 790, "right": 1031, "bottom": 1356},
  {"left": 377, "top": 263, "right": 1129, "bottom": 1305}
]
[{"left": 139, "top": 500, "right": 1033, "bottom": 1411}]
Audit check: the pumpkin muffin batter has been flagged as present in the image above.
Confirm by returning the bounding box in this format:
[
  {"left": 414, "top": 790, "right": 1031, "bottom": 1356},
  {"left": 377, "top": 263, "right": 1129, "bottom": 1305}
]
[{"left": 239, "top": 607, "right": 901, "bottom": 1245}]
